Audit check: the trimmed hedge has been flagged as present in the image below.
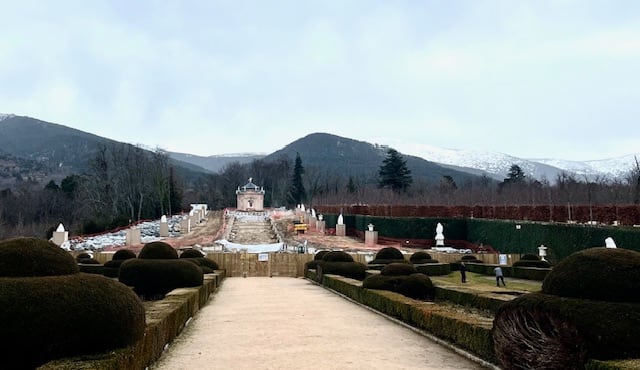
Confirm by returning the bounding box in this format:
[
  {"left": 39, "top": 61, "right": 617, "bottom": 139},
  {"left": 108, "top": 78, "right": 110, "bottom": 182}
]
[
  {"left": 316, "top": 261, "right": 366, "bottom": 281},
  {"left": 179, "top": 249, "right": 205, "bottom": 258},
  {"left": 138, "top": 241, "right": 178, "bottom": 260},
  {"left": 415, "top": 263, "right": 451, "bottom": 276},
  {"left": 369, "top": 247, "right": 405, "bottom": 265},
  {"left": 182, "top": 257, "right": 220, "bottom": 272},
  {"left": 542, "top": 247, "right": 640, "bottom": 302},
  {"left": 0, "top": 274, "right": 145, "bottom": 369},
  {"left": 119, "top": 259, "right": 204, "bottom": 298},
  {"left": 314, "top": 250, "right": 330, "bottom": 260},
  {"left": 0, "top": 237, "right": 79, "bottom": 277},
  {"left": 77, "top": 257, "right": 101, "bottom": 265},
  {"left": 493, "top": 292, "right": 640, "bottom": 369},
  {"left": 409, "top": 251, "right": 438, "bottom": 264},
  {"left": 512, "top": 259, "right": 552, "bottom": 268},
  {"left": 321, "top": 251, "right": 354, "bottom": 262},
  {"left": 380, "top": 262, "right": 417, "bottom": 276},
  {"left": 103, "top": 259, "right": 125, "bottom": 278},
  {"left": 112, "top": 249, "right": 137, "bottom": 260}
]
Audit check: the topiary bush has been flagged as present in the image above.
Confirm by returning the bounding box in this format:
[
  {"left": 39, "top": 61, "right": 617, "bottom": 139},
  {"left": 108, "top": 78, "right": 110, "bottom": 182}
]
[
  {"left": 182, "top": 257, "right": 220, "bottom": 273},
  {"left": 138, "top": 241, "right": 178, "bottom": 260},
  {"left": 321, "top": 251, "right": 354, "bottom": 262},
  {"left": 180, "top": 249, "right": 205, "bottom": 258},
  {"left": 316, "top": 261, "right": 367, "bottom": 281},
  {"left": 112, "top": 249, "right": 137, "bottom": 260},
  {"left": 119, "top": 259, "right": 204, "bottom": 299},
  {"left": 542, "top": 247, "right": 640, "bottom": 303},
  {"left": 362, "top": 272, "right": 434, "bottom": 300},
  {"left": 369, "top": 247, "right": 405, "bottom": 264},
  {"left": 305, "top": 251, "right": 332, "bottom": 271},
  {"left": 0, "top": 237, "right": 146, "bottom": 369},
  {"left": 409, "top": 251, "right": 439, "bottom": 264},
  {"left": 314, "top": 250, "right": 330, "bottom": 260},
  {"left": 380, "top": 262, "right": 417, "bottom": 276},
  {"left": 77, "top": 257, "right": 101, "bottom": 265},
  {"left": 76, "top": 252, "right": 92, "bottom": 261},
  {"left": 513, "top": 259, "right": 552, "bottom": 268},
  {"left": 396, "top": 273, "right": 434, "bottom": 300},
  {"left": 493, "top": 292, "right": 640, "bottom": 369},
  {"left": 521, "top": 254, "right": 541, "bottom": 261},
  {"left": 460, "top": 255, "right": 482, "bottom": 263},
  {"left": 103, "top": 259, "right": 125, "bottom": 278},
  {"left": 0, "top": 237, "right": 79, "bottom": 277}
]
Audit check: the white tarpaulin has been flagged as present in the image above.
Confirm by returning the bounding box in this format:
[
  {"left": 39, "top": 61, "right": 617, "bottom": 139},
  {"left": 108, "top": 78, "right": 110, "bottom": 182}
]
[{"left": 214, "top": 239, "right": 284, "bottom": 253}]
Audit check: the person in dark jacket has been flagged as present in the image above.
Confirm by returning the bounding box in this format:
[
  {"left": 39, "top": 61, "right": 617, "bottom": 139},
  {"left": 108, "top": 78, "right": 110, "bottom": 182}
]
[{"left": 460, "top": 262, "right": 467, "bottom": 283}]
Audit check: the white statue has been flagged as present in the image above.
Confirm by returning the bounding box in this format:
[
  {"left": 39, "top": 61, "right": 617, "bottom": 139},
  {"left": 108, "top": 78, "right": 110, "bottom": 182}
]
[
  {"left": 56, "top": 223, "right": 65, "bottom": 232},
  {"left": 368, "top": 223, "right": 374, "bottom": 231},
  {"left": 435, "top": 222, "right": 445, "bottom": 246},
  {"left": 337, "top": 214, "right": 344, "bottom": 225},
  {"left": 301, "top": 204, "right": 306, "bottom": 212},
  {"left": 605, "top": 237, "right": 617, "bottom": 248},
  {"left": 311, "top": 209, "right": 316, "bottom": 218},
  {"left": 538, "top": 244, "right": 548, "bottom": 260},
  {"left": 160, "top": 215, "right": 167, "bottom": 223}
]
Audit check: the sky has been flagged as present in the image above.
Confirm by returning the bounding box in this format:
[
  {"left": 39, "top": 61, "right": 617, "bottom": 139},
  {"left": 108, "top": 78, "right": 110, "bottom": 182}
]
[{"left": 1, "top": 0, "right": 639, "bottom": 161}]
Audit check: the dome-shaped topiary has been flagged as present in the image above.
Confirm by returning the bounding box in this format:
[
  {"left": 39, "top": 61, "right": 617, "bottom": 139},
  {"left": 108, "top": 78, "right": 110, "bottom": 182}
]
[
  {"left": 321, "top": 251, "right": 354, "bottom": 262},
  {"left": 316, "top": 261, "right": 367, "bottom": 281},
  {"left": 542, "top": 247, "right": 640, "bottom": 302},
  {"left": 397, "top": 273, "right": 434, "bottom": 300},
  {"left": 0, "top": 237, "right": 78, "bottom": 277},
  {"left": 493, "top": 292, "right": 640, "bottom": 369},
  {"left": 521, "top": 254, "right": 541, "bottom": 261},
  {"left": 375, "top": 247, "right": 404, "bottom": 260},
  {"left": 460, "top": 255, "right": 481, "bottom": 262},
  {"left": 183, "top": 257, "right": 219, "bottom": 272},
  {"left": 103, "top": 259, "right": 125, "bottom": 278},
  {"left": 112, "top": 249, "right": 136, "bottom": 261},
  {"left": 180, "top": 249, "right": 205, "bottom": 258},
  {"left": 513, "top": 259, "right": 552, "bottom": 268},
  {"left": 0, "top": 274, "right": 145, "bottom": 369},
  {"left": 76, "top": 252, "right": 92, "bottom": 261},
  {"left": 138, "top": 241, "right": 178, "bottom": 260},
  {"left": 314, "top": 250, "right": 330, "bottom": 261},
  {"left": 409, "top": 251, "right": 432, "bottom": 264},
  {"left": 380, "top": 262, "right": 417, "bottom": 276},
  {"left": 119, "top": 259, "right": 204, "bottom": 299},
  {"left": 77, "top": 257, "right": 101, "bottom": 265},
  {"left": 362, "top": 274, "right": 403, "bottom": 291}
]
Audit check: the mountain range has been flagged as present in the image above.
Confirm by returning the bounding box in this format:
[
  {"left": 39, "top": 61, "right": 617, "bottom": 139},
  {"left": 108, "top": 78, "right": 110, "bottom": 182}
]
[{"left": 1, "top": 114, "right": 638, "bottom": 187}]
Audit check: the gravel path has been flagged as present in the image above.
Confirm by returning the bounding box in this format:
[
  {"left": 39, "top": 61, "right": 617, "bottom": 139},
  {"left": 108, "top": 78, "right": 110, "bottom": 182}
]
[{"left": 151, "top": 278, "right": 490, "bottom": 370}]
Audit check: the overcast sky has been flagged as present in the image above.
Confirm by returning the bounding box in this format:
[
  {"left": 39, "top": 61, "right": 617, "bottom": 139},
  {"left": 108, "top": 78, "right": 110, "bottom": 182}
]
[{"left": 2, "top": 1, "right": 639, "bottom": 161}]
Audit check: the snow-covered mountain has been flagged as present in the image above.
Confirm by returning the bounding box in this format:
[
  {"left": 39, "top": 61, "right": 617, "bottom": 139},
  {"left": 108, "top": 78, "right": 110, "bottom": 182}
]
[
  {"left": 0, "top": 113, "right": 15, "bottom": 122},
  {"left": 393, "top": 142, "right": 638, "bottom": 182}
]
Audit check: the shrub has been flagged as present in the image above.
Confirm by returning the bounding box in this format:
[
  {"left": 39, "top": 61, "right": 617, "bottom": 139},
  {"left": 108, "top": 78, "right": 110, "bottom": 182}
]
[
  {"left": 380, "top": 262, "right": 417, "bottom": 276},
  {"left": 513, "top": 259, "right": 551, "bottom": 268},
  {"left": 362, "top": 273, "right": 434, "bottom": 300},
  {"left": 372, "top": 247, "right": 404, "bottom": 261},
  {"left": 76, "top": 252, "right": 92, "bottom": 261},
  {"left": 119, "top": 259, "right": 204, "bottom": 299},
  {"left": 362, "top": 274, "right": 404, "bottom": 291},
  {"left": 317, "top": 261, "right": 366, "bottom": 280},
  {"left": 542, "top": 247, "right": 640, "bottom": 303},
  {"left": 180, "top": 249, "right": 205, "bottom": 258},
  {"left": 493, "top": 292, "right": 640, "bottom": 369},
  {"left": 409, "top": 251, "right": 431, "bottom": 263},
  {"left": 521, "top": 254, "right": 541, "bottom": 261},
  {"left": 0, "top": 274, "right": 145, "bottom": 369},
  {"left": 314, "top": 250, "right": 330, "bottom": 260},
  {"left": 183, "top": 257, "right": 220, "bottom": 271},
  {"left": 103, "top": 259, "right": 125, "bottom": 278},
  {"left": 461, "top": 255, "right": 482, "bottom": 263},
  {"left": 112, "top": 249, "right": 136, "bottom": 261},
  {"left": 321, "top": 251, "right": 354, "bottom": 262},
  {"left": 0, "top": 237, "right": 78, "bottom": 277},
  {"left": 397, "top": 273, "right": 434, "bottom": 300},
  {"left": 138, "top": 241, "right": 178, "bottom": 260},
  {"left": 77, "top": 257, "right": 100, "bottom": 265}
]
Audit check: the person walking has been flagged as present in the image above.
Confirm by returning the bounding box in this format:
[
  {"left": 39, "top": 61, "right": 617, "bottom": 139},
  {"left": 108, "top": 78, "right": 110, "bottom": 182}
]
[
  {"left": 494, "top": 266, "right": 506, "bottom": 287},
  {"left": 460, "top": 262, "right": 467, "bottom": 283}
]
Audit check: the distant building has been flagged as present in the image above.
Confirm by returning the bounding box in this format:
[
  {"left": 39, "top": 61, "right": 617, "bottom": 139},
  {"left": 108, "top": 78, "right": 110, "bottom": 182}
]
[{"left": 236, "top": 177, "right": 265, "bottom": 211}]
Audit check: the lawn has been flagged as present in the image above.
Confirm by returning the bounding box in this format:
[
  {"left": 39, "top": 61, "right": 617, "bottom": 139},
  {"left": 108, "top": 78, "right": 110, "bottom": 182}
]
[{"left": 430, "top": 271, "right": 543, "bottom": 293}]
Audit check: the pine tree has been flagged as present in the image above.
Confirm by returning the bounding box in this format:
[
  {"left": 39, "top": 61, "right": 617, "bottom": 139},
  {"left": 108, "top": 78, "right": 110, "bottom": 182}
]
[
  {"left": 378, "top": 148, "right": 412, "bottom": 193},
  {"left": 287, "top": 152, "right": 306, "bottom": 206}
]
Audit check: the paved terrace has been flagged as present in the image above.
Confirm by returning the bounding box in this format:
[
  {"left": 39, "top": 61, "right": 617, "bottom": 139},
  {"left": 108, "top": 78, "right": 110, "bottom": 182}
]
[{"left": 151, "top": 277, "right": 493, "bottom": 370}]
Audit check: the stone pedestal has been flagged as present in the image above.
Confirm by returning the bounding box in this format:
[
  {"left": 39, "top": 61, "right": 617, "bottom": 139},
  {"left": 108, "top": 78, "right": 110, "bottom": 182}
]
[
  {"left": 365, "top": 230, "right": 378, "bottom": 247},
  {"left": 51, "top": 230, "right": 68, "bottom": 246},
  {"left": 336, "top": 224, "right": 346, "bottom": 236},
  {"left": 159, "top": 222, "right": 169, "bottom": 237},
  {"left": 126, "top": 228, "right": 141, "bottom": 246},
  {"left": 310, "top": 216, "right": 317, "bottom": 230},
  {"left": 180, "top": 218, "right": 191, "bottom": 233},
  {"left": 317, "top": 220, "right": 326, "bottom": 234}
]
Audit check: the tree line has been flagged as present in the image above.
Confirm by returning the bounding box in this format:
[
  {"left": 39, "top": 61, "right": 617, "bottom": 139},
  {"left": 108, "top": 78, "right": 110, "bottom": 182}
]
[{"left": 1, "top": 145, "right": 639, "bottom": 240}]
